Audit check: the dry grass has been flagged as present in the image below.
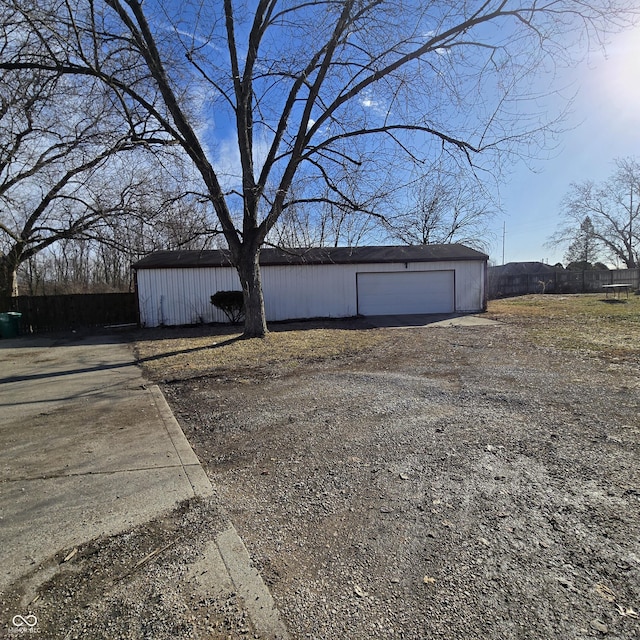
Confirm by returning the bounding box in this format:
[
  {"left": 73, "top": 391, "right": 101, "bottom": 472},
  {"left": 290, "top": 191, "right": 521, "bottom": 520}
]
[
  {"left": 133, "top": 320, "right": 387, "bottom": 382},
  {"left": 133, "top": 293, "right": 640, "bottom": 381},
  {"left": 486, "top": 293, "right": 640, "bottom": 358}
]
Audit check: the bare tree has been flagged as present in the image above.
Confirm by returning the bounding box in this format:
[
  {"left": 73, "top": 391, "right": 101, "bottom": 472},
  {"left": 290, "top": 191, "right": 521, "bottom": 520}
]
[
  {"left": 0, "top": 65, "right": 173, "bottom": 297},
  {"left": 270, "top": 201, "right": 381, "bottom": 248},
  {"left": 0, "top": 62, "right": 219, "bottom": 297},
  {"left": 551, "top": 157, "right": 640, "bottom": 268},
  {"left": 270, "top": 174, "right": 385, "bottom": 248},
  {"left": 383, "top": 163, "right": 494, "bottom": 250},
  {"left": 2, "top": 0, "right": 636, "bottom": 335},
  {"left": 18, "top": 191, "right": 221, "bottom": 294}
]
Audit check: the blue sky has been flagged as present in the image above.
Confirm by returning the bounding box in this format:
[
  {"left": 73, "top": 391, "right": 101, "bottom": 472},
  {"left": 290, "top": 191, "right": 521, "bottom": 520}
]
[
  {"left": 166, "top": 4, "right": 639, "bottom": 263},
  {"left": 489, "top": 26, "right": 640, "bottom": 267}
]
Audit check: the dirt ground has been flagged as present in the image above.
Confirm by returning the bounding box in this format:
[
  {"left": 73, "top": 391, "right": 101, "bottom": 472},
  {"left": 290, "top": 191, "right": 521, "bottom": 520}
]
[
  {"left": 3, "top": 295, "right": 639, "bottom": 639},
  {"left": 162, "top": 314, "right": 639, "bottom": 640}
]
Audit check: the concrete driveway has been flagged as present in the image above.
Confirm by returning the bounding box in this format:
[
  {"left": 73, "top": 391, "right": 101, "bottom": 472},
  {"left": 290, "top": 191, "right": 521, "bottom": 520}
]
[{"left": 0, "top": 332, "right": 212, "bottom": 591}]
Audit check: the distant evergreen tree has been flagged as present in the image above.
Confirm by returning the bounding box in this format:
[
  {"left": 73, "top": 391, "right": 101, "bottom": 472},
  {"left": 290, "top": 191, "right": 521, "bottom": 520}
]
[{"left": 564, "top": 217, "right": 601, "bottom": 266}]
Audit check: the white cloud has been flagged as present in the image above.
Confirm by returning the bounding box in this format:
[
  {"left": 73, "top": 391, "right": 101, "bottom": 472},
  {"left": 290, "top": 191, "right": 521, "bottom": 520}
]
[
  {"left": 359, "top": 90, "right": 388, "bottom": 117},
  {"left": 211, "top": 132, "right": 275, "bottom": 192},
  {"left": 212, "top": 136, "right": 242, "bottom": 191},
  {"left": 360, "top": 89, "right": 380, "bottom": 109}
]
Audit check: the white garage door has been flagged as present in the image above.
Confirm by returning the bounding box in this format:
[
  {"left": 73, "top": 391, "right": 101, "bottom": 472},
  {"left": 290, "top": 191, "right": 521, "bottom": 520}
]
[{"left": 357, "top": 270, "right": 455, "bottom": 316}]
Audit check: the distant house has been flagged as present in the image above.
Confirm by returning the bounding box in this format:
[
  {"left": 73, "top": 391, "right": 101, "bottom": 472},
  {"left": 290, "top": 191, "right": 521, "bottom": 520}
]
[
  {"left": 132, "top": 244, "right": 488, "bottom": 327},
  {"left": 487, "top": 262, "right": 563, "bottom": 298},
  {"left": 489, "top": 261, "right": 562, "bottom": 278}
]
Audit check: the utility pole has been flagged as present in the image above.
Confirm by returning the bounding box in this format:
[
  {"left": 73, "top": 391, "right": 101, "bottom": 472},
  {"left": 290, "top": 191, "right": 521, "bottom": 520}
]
[
  {"left": 630, "top": 185, "right": 634, "bottom": 268},
  {"left": 502, "top": 222, "right": 506, "bottom": 265}
]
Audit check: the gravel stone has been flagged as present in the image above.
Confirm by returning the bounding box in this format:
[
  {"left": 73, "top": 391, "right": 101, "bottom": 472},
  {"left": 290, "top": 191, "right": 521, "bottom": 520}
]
[
  {"left": 165, "top": 322, "right": 639, "bottom": 640},
  {"left": 2, "top": 321, "right": 638, "bottom": 639}
]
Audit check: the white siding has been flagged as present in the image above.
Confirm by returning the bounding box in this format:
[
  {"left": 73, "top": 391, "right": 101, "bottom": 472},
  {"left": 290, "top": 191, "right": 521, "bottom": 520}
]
[
  {"left": 262, "top": 264, "right": 356, "bottom": 320},
  {"left": 136, "top": 267, "right": 239, "bottom": 326},
  {"left": 136, "top": 258, "right": 485, "bottom": 326},
  {"left": 451, "top": 260, "right": 486, "bottom": 312}
]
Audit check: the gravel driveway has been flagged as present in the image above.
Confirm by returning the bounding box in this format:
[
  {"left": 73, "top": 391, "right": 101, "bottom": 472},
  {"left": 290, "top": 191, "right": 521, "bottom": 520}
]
[{"left": 165, "top": 321, "right": 639, "bottom": 640}]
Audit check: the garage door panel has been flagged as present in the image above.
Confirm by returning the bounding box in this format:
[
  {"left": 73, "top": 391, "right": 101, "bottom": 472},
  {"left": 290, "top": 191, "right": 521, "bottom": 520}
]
[{"left": 357, "top": 270, "right": 454, "bottom": 315}]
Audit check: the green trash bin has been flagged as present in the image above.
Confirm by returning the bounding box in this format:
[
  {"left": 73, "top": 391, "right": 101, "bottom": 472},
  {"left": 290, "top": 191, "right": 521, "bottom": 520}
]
[{"left": 0, "top": 311, "right": 21, "bottom": 338}]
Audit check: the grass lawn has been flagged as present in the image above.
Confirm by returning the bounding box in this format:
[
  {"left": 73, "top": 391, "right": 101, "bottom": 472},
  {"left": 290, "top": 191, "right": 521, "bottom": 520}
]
[
  {"left": 133, "top": 320, "right": 387, "bottom": 382},
  {"left": 486, "top": 293, "right": 640, "bottom": 359},
  {"left": 134, "top": 293, "right": 640, "bottom": 381}
]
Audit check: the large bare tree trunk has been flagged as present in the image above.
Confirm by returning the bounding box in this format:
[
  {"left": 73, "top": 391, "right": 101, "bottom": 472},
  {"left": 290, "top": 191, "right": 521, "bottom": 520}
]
[
  {"left": 235, "top": 246, "right": 268, "bottom": 338},
  {"left": 0, "top": 253, "right": 20, "bottom": 298}
]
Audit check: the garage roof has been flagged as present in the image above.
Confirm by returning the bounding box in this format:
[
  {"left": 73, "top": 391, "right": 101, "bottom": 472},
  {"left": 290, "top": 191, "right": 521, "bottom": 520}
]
[{"left": 133, "top": 244, "right": 488, "bottom": 269}]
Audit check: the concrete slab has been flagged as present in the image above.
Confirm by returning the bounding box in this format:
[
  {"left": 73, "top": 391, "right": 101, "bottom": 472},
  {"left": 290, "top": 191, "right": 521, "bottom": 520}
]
[
  {"left": 0, "top": 333, "right": 290, "bottom": 639},
  {"left": 363, "top": 313, "right": 501, "bottom": 328},
  {"left": 426, "top": 315, "right": 501, "bottom": 327},
  {"left": 191, "top": 527, "right": 291, "bottom": 640},
  {"left": 0, "top": 334, "right": 212, "bottom": 591},
  {"left": 2, "top": 467, "right": 196, "bottom": 585}
]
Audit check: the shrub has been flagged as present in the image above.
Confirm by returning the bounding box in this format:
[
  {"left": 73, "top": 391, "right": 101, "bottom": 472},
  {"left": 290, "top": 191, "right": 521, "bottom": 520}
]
[{"left": 210, "top": 290, "right": 245, "bottom": 324}]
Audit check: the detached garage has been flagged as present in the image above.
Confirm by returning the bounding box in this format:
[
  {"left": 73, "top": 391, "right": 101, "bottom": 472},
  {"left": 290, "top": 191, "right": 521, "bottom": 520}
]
[{"left": 132, "top": 244, "right": 488, "bottom": 327}]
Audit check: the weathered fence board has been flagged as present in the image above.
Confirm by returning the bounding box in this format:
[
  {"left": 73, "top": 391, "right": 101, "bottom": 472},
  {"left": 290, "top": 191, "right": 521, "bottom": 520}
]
[
  {"left": 0, "top": 293, "right": 137, "bottom": 334},
  {"left": 488, "top": 268, "right": 640, "bottom": 299}
]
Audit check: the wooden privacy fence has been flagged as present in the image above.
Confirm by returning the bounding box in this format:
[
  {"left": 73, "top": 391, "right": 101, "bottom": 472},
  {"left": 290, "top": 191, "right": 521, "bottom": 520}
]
[
  {"left": 0, "top": 292, "right": 137, "bottom": 334},
  {"left": 488, "top": 268, "right": 640, "bottom": 299}
]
